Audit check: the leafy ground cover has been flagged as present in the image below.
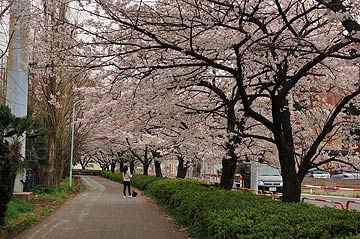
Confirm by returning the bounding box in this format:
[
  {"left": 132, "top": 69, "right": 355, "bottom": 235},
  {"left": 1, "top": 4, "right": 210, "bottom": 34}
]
[
  {"left": 0, "top": 177, "right": 82, "bottom": 239},
  {"left": 102, "top": 172, "right": 360, "bottom": 239}
]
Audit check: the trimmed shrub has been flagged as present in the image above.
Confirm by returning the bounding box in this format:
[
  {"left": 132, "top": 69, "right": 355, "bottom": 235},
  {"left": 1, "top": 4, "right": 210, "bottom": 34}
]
[
  {"left": 72, "top": 169, "right": 101, "bottom": 175},
  {"left": 142, "top": 176, "right": 360, "bottom": 239},
  {"left": 131, "top": 174, "right": 163, "bottom": 191},
  {"left": 146, "top": 178, "right": 206, "bottom": 205}
]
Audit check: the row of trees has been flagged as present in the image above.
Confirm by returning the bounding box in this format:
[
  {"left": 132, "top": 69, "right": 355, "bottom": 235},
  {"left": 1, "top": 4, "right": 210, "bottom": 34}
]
[
  {"left": 70, "top": 0, "right": 360, "bottom": 203},
  {"left": 1, "top": 1, "right": 360, "bottom": 216}
]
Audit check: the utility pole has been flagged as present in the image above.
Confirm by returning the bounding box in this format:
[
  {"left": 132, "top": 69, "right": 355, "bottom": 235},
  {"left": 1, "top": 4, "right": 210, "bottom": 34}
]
[
  {"left": 70, "top": 101, "right": 80, "bottom": 189},
  {"left": 6, "top": 0, "right": 30, "bottom": 193}
]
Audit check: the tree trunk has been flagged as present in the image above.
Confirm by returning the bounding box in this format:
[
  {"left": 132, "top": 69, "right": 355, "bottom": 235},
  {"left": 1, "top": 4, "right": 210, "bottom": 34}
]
[
  {"left": 63, "top": 157, "right": 70, "bottom": 178},
  {"left": 176, "top": 157, "right": 184, "bottom": 178},
  {"left": 280, "top": 152, "right": 301, "bottom": 202},
  {"left": 130, "top": 160, "right": 135, "bottom": 174},
  {"left": 220, "top": 103, "right": 238, "bottom": 189},
  {"left": 142, "top": 158, "right": 152, "bottom": 175},
  {"left": 110, "top": 161, "right": 116, "bottom": 173},
  {"left": 55, "top": 139, "right": 64, "bottom": 185},
  {"left": 220, "top": 142, "right": 237, "bottom": 190},
  {"left": 143, "top": 162, "right": 149, "bottom": 175},
  {"left": 39, "top": 136, "right": 56, "bottom": 186},
  {"left": 119, "top": 161, "right": 124, "bottom": 172},
  {"left": 155, "top": 160, "right": 162, "bottom": 177},
  {"left": 275, "top": 100, "right": 301, "bottom": 202},
  {"left": 176, "top": 156, "right": 188, "bottom": 178}
]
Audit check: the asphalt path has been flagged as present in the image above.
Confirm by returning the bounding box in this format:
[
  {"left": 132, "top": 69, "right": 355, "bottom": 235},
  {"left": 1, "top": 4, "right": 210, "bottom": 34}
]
[{"left": 17, "top": 176, "right": 189, "bottom": 239}]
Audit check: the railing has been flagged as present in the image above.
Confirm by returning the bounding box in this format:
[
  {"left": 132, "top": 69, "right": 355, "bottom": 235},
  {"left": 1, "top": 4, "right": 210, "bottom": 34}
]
[
  {"left": 346, "top": 200, "right": 360, "bottom": 210},
  {"left": 302, "top": 184, "right": 360, "bottom": 192},
  {"left": 302, "top": 197, "right": 345, "bottom": 209}
]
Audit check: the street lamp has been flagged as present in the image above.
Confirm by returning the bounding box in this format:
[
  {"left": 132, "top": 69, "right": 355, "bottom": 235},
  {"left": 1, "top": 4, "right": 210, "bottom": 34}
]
[{"left": 69, "top": 101, "right": 80, "bottom": 189}]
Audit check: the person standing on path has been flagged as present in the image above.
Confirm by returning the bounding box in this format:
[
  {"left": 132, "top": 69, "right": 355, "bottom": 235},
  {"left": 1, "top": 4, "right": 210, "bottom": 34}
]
[{"left": 123, "top": 165, "right": 132, "bottom": 198}]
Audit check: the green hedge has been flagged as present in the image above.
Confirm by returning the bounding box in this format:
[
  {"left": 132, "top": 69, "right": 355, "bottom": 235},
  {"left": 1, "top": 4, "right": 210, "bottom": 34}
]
[
  {"left": 72, "top": 169, "right": 101, "bottom": 175},
  {"left": 99, "top": 171, "right": 163, "bottom": 190},
  {"left": 100, "top": 171, "right": 123, "bottom": 183},
  {"left": 101, "top": 173, "right": 360, "bottom": 238},
  {"left": 131, "top": 174, "right": 164, "bottom": 191},
  {"left": 156, "top": 180, "right": 360, "bottom": 239}
]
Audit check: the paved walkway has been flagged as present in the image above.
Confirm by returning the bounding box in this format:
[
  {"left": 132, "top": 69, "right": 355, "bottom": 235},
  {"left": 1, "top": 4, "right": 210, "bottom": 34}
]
[{"left": 17, "top": 176, "right": 189, "bottom": 239}]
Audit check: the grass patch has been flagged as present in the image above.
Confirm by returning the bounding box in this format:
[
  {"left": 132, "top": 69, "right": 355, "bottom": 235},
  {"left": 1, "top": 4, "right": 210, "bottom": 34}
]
[{"left": 0, "top": 177, "right": 82, "bottom": 239}]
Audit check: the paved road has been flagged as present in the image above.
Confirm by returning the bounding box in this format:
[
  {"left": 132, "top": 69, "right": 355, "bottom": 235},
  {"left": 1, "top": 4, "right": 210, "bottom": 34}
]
[{"left": 17, "top": 176, "right": 188, "bottom": 239}]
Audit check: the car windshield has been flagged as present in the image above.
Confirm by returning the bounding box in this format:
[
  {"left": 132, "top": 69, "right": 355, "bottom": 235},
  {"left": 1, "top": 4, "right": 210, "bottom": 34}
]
[{"left": 259, "top": 165, "right": 280, "bottom": 176}]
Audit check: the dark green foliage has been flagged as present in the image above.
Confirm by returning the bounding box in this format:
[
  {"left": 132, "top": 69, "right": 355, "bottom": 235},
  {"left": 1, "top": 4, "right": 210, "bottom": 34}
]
[
  {"left": 72, "top": 169, "right": 101, "bottom": 175},
  {"left": 30, "top": 177, "right": 73, "bottom": 198},
  {"left": 4, "top": 198, "right": 34, "bottom": 223},
  {"left": 131, "top": 174, "right": 164, "bottom": 191},
  {"left": 0, "top": 105, "right": 30, "bottom": 226},
  {"left": 146, "top": 178, "right": 207, "bottom": 205},
  {"left": 24, "top": 113, "right": 48, "bottom": 177},
  {"left": 0, "top": 148, "right": 18, "bottom": 226},
  {"left": 100, "top": 171, "right": 123, "bottom": 183},
  {"left": 131, "top": 176, "right": 360, "bottom": 239}
]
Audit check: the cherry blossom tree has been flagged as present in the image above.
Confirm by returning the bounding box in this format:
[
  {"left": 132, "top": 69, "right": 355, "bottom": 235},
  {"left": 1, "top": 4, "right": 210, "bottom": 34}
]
[
  {"left": 29, "top": 0, "right": 88, "bottom": 186},
  {"left": 74, "top": 0, "right": 360, "bottom": 202}
]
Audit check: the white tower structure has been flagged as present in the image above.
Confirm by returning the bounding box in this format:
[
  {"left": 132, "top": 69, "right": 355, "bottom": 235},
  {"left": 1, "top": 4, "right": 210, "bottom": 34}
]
[{"left": 6, "top": 0, "right": 30, "bottom": 193}]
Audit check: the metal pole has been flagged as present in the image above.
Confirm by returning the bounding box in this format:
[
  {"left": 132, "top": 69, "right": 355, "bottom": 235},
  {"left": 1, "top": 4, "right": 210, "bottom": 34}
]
[
  {"left": 250, "top": 161, "right": 258, "bottom": 193},
  {"left": 69, "top": 101, "right": 79, "bottom": 189}
]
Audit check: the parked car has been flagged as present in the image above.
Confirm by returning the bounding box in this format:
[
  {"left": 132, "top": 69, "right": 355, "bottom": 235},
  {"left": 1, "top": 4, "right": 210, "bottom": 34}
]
[
  {"left": 305, "top": 169, "right": 331, "bottom": 178},
  {"left": 257, "top": 164, "right": 283, "bottom": 192},
  {"left": 331, "top": 170, "right": 360, "bottom": 179},
  {"left": 234, "top": 162, "right": 283, "bottom": 192}
]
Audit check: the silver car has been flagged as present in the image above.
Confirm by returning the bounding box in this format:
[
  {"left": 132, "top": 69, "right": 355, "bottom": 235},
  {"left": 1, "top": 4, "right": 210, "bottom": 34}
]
[
  {"left": 257, "top": 164, "right": 283, "bottom": 192},
  {"left": 331, "top": 170, "right": 360, "bottom": 179},
  {"left": 306, "top": 169, "right": 331, "bottom": 178}
]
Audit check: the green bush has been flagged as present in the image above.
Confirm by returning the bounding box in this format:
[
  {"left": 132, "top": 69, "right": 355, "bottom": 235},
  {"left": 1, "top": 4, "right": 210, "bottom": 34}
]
[
  {"left": 131, "top": 174, "right": 164, "bottom": 191},
  {"left": 4, "top": 198, "right": 34, "bottom": 224},
  {"left": 100, "top": 173, "right": 360, "bottom": 238},
  {"left": 146, "top": 178, "right": 206, "bottom": 205},
  {"left": 31, "top": 177, "right": 73, "bottom": 198},
  {"left": 72, "top": 169, "right": 101, "bottom": 175},
  {"left": 100, "top": 171, "right": 123, "bottom": 183}
]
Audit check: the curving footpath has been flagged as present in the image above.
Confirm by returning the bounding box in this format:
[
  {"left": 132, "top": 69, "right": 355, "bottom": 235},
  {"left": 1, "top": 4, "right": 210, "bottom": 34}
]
[{"left": 17, "top": 176, "right": 189, "bottom": 239}]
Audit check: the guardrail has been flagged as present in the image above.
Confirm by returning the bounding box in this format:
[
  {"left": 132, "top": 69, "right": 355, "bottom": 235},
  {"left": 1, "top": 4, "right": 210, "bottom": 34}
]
[
  {"left": 302, "top": 184, "right": 360, "bottom": 192},
  {"left": 346, "top": 200, "right": 360, "bottom": 210},
  {"left": 201, "top": 174, "right": 221, "bottom": 184},
  {"left": 302, "top": 197, "right": 345, "bottom": 209}
]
